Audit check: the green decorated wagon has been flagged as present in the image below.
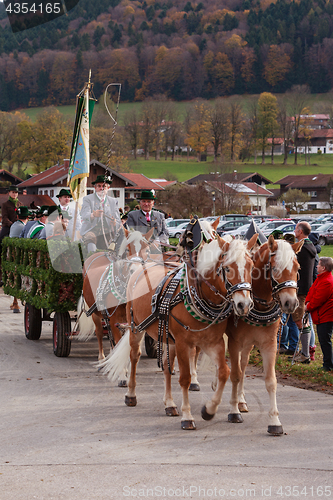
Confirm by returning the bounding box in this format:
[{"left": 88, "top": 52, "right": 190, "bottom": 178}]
[{"left": 2, "top": 237, "right": 83, "bottom": 357}]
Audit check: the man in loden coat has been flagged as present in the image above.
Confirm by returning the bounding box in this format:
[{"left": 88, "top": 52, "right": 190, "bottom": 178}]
[
  {"left": 0, "top": 185, "right": 22, "bottom": 285},
  {"left": 126, "top": 190, "right": 169, "bottom": 247}
]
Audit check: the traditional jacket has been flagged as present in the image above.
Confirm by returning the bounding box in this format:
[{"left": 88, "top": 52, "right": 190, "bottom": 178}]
[
  {"left": 126, "top": 209, "right": 169, "bottom": 245},
  {"left": 9, "top": 220, "right": 25, "bottom": 238},
  {"left": 1, "top": 198, "right": 22, "bottom": 228},
  {"left": 80, "top": 193, "right": 121, "bottom": 236},
  {"left": 297, "top": 238, "right": 316, "bottom": 295},
  {"left": 306, "top": 271, "right": 333, "bottom": 324}
]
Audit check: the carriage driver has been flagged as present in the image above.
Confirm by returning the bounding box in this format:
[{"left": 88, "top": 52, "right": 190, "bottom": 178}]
[
  {"left": 126, "top": 190, "right": 169, "bottom": 247},
  {"left": 80, "top": 174, "right": 121, "bottom": 253}
]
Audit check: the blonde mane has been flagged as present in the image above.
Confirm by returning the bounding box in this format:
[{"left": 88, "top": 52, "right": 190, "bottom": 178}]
[
  {"left": 223, "top": 239, "right": 250, "bottom": 282},
  {"left": 196, "top": 239, "right": 223, "bottom": 277},
  {"left": 274, "top": 239, "right": 296, "bottom": 274},
  {"left": 118, "top": 231, "right": 146, "bottom": 256}
]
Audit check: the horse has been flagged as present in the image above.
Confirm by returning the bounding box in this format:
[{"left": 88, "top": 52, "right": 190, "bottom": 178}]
[
  {"left": 76, "top": 227, "right": 154, "bottom": 364},
  {"left": 226, "top": 234, "right": 303, "bottom": 435},
  {"left": 98, "top": 233, "right": 257, "bottom": 430}
]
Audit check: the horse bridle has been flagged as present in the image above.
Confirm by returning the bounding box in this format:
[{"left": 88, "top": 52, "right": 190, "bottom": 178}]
[
  {"left": 263, "top": 251, "right": 298, "bottom": 300},
  {"left": 217, "top": 260, "right": 252, "bottom": 302}
]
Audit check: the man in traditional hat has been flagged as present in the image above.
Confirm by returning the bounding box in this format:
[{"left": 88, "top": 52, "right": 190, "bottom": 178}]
[
  {"left": 0, "top": 185, "right": 22, "bottom": 285},
  {"left": 26, "top": 206, "right": 50, "bottom": 239},
  {"left": 56, "top": 188, "right": 81, "bottom": 240},
  {"left": 126, "top": 190, "right": 169, "bottom": 246},
  {"left": 9, "top": 206, "right": 30, "bottom": 237},
  {"left": 80, "top": 174, "right": 121, "bottom": 252}
]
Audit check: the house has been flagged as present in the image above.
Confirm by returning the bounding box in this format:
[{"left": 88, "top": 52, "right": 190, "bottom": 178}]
[
  {"left": 275, "top": 174, "right": 333, "bottom": 210},
  {"left": 296, "top": 129, "right": 333, "bottom": 155},
  {"left": 0, "top": 169, "right": 23, "bottom": 193},
  {"left": 205, "top": 181, "right": 273, "bottom": 215},
  {"left": 186, "top": 172, "right": 273, "bottom": 187},
  {"left": 291, "top": 114, "right": 330, "bottom": 130},
  {"left": 0, "top": 194, "right": 56, "bottom": 220},
  {"left": 120, "top": 173, "right": 167, "bottom": 204},
  {"left": 17, "top": 160, "right": 136, "bottom": 210}
]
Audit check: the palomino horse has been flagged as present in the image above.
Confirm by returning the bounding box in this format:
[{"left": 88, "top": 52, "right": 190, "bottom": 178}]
[
  {"left": 99, "top": 234, "right": 257, "bottom": 430},
  {"left": 226, "top": 234, "right": 302, "bottom": 435},
  {"left": 77, "top": 227, "right": 154, "bottom": 363}
]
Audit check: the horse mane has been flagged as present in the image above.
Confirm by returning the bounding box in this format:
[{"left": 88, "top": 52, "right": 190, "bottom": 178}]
[
  {"left": 118, "top": 230, "right": 146, "bottom": 256},
  {"left": 196, "top": 239, "right": 223, "bottom": 276},
  {"left": 274, "top": 239, "right": 296, "bottom": 274},
  {"left": 199, "top": 220, "right": 216, "bottom": 241},
  {"left": 223, "top": 239, "right": 250, "bottom": 282}
]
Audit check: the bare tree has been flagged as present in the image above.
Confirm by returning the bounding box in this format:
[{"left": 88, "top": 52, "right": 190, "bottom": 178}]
[
  {"left": 209, "top": 98, "right": 230, "bottom": 162},
  {"left": 277, "top": 95, "right": 293, "bottom": 165},
  {"left": 140, "top": 100, "right": 153, "bottom": 160},
  {"left": 123, "top": 109, "right": 140, "bottom": 160},
  {"left": 229, "top": 100, "right": 244, "bottom": 162},
  {"left": 183, "top": 105, "right": 193, "bottom": 162},
  {"left": 247, "top": 99, "right": 259, "bottom": 164},
  {"left": 149, "top": 95, "right": 169, "bottom": 160},
  {"left": 286, "top": 84, "right": 310, "bottom": 165}
]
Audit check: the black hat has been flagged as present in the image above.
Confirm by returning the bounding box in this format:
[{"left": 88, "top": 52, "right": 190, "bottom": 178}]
[
  {"left": 17, "top": 206, "right": 30, "bottom": 218},
  {"left": 8, "top": 185, "right": 18, "bottom": 192},
  {"left": 56, "top": 188, "right": 72, "bottom": 198},
  {"left": 36, "top": 205, "right": 50, "bottom": 217},
  {"left": 139, "top": 190, "right": 155, "bottom": 200},
  {"left": 92, "top": 174, "right": 112, "bottom": 185}
]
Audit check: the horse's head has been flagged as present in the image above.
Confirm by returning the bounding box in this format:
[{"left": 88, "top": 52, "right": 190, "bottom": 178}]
[
  {"left": 196, "top": 234, "right": 256, "bottom": 317},
  {"left": 252, "top": 234, "right": 302, "bottom": 314},
  {"left": 117, "top": 227, "right": 154, "bottom": 261}
]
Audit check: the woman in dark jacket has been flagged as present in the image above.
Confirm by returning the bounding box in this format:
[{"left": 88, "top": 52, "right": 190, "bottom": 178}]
[{"left": 306, "top": 257, "right": 333, "bottom": 371}]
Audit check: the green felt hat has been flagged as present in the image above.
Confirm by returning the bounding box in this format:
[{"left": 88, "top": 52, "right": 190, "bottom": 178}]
[
  {"left": 36, "top": 205, "right": 50, "bottom": 217},
  {"left": 92, "top": 174, "right": 112, "bottom": 185},
  {"left": 139, "top": 190, "right": 155, "bottom": 200},
  {"left": 17, "top": 206, "right": 30, "bottom": 218},
  {"left": 56, "top": 189, "right": 72, "bottom": 198}
]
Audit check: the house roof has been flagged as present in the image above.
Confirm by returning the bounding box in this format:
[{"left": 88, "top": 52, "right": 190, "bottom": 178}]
[
  {"left": 0, "top": 194, "right": 56, "bottom": 212},
  {"left": 0, "top": 169, "right": 24, "bottom": 184},
  {"left": 17, "top": 160, "right": 135, "bottom": 188},
  {"left": 121, "top": 173, "right": 165, "bottom": 191},
  {"left": 186, "top": 172, "right": 273, "bottom": 185},
  {"left": 206, "top": 181, "right": 273, "bottom": 197},
  {"left": 275, "top": 174, "right": 333, "bottom": 188},
  {"left": 150, "top": 179, "right": 177, "bottom": 188}
]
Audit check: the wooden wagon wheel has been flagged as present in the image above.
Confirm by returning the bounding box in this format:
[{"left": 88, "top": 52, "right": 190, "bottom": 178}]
[
  {"left": 53, "top": 312, "right": 71, "bottom": 357},
  {"left": 24, "top": 304, "right": 42, "bottom": 340}
]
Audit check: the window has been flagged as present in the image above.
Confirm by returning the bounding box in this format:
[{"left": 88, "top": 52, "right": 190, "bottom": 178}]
[
  {"left": 307, "top": 191, "right": 317, "bottom": 198},
  {"left": 113, "top": 190, "right": 120, "bottom": 198},
  {"left": 44, "top": 190, "right": 48, "bottom": 195},
  {"left": 50, "top": 189, "right": 54, "bottom": 197},
  {"left": 39, "top": 190, "right": 43, "bottom": 195}
]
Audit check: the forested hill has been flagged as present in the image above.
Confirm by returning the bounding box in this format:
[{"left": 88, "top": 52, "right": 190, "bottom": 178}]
[{"left": 0, "top": 0, "right": 333, "bottom": 111}]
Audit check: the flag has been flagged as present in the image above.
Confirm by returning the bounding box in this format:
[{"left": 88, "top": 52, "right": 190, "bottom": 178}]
[{"left": 67, "top": 85, "right": 95, "bottom": 201}]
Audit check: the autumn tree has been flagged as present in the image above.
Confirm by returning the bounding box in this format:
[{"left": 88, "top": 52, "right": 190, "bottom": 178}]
[
  {"left": 263, "top": 45, "right": 293, "bottom": 87},
  {"left": 209, "top": 99, "right": 229, "bottom": 162},
  {"left": 0, "top": 111, "right": 26, "bottom": 170},
  {"left": 257, "top": 92, "right": 278, "bottom": 164},
  {"left": 186, "top": 101, "right": 211, "bottom": 161}
]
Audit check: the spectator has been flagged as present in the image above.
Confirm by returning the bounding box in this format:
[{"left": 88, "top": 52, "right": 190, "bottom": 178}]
[
  {"left": 308, "top": 232, "right": 321, "bottom": 360},
  {"left": 0, "top": 185, "right": 22, "bottom": 285},
  {"left": 292, "top": 222, "right": 316, "bottom": 364},
  {"left": 27, "top": 206, "right": 50, "bottom": 239},
  {"left": 9, "top": 206, "right": 30, "bottom": 238},
  {"left": 56, "top": 188, "right": 81, "bottom": 240},
  {"left": 305, "top": 257, "right": 333, "bottom": 372}
]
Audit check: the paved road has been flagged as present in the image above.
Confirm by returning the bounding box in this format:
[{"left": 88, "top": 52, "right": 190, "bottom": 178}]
[{"left": 0, "top": 290, "right": 332, "bottom": 500}]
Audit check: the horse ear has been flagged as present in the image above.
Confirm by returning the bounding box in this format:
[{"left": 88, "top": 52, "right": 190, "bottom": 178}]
[
  {"left": 247, "top": 233, "right": 258, "bottom": 251},
  {"left": 292, "top": 239, "right": 304, "bottom": 254},
  {"left": 145, "top": 227, "right": 154, "bottom": 241},
  {"left": 211, "top": 217, "right": 220, "bottom": 231},
  {"left": 217, "top": 234, "right": 228, "bottom": 251},
  {"left": 268, "top": 234, "right": 277, "bottom": 251}
]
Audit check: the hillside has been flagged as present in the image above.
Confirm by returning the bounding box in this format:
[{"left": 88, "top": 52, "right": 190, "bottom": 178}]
[{"left": 0, "top": 0, "right": 333, "bottom": 111}]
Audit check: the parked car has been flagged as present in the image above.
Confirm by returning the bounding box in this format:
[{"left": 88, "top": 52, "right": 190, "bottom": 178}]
[
  {"left": 199, "top": 216, "right": 221, "bottom": 223},
  {"left": 317, "top": 223, "right": 333, "bottom": 246},
  {"left": 259, "top": 220, "right": 288, "bottom": 232},
  {"left": 262, "top": 223, "right": 296, "bottom": 237},
  {"left": 220, "top": 214, "right": 250, "bottom": 222},
  {"left": 168, "top": 221, "right": 190, "bottom": 238},
  {"left": 166, "top": 219, "right": 190, "bottom": 228},
  {"left": 224, "top": 224, "right": 252, "bottom": 239},
  {"left": 217, "top": 220, "right": 249, "bottom": 236}
]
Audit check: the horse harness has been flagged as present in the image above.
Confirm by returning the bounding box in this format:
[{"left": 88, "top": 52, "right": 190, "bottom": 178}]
[{"left": 244, "top": 250, "right": 298, "bottom": 327}]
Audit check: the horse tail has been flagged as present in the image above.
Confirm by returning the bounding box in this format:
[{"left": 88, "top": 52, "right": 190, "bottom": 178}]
[
  {"left": 76, "top": 295, "right": 95, "bottom": 341},
  {"left": 97, "top": 328, "right": 131, "bottom": 382}
]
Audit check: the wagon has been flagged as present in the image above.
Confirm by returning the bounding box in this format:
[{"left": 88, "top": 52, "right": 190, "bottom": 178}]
[{"left": 2, "top": 237, "right": 83, "bottom": 357}]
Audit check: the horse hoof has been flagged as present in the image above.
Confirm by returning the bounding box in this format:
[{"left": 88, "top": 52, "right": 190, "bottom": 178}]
[
  {"left": 228, "top": 413, "right": 244, "bottom": 423},
  {"left": 125, "top": 395, "right": 137, "bottom": 407},
  {"left": 181, "top": 420, "right": 196, "bottom": 430},
  {"left": 189, "top": 383, "right": 200, "bottom": 392},
  {"left": 118, "top": 380, "right": 128, "bottom": 388},
  {"left": 238, "top": 402, "right": 249, "bottom": 412},
  {"left": 268, "top": 425, "right": 283, "bottom": 436},
  {"left": 201, "top": 405, "right": 215, "bottom": 421},
  {"left": 165, "top": 406, "right": 179, "bottom": 416}
]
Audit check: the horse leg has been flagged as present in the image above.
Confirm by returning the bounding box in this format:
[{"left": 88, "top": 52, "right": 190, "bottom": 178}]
[
  {"left": 163, "top": 345, "right": 179, "bottom": 416},
  {"left": 237, "top": 345, "right": 253, "bottom": 413},
  {"left": 92, "top": 313, "right": 106, "bottom": 362},
  {"left": 227, "top": 338, "right": 244, "bottom": 423},
  {"left": 189, "top": 346, "right": 201, "bottom": 392},
  {"left": 125, "top": 329, "right": 145, "bottom": 407},
  {"left": 177, "top": 345, "right": 196, "bottom": 430},
  {"left": 261, "top": 346, "right": 283, "bottom": 436},
  {"left": 201, "top": 345, "right": 230, "bottom": 421}
]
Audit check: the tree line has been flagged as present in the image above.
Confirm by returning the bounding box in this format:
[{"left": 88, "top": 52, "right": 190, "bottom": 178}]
[
  {"left": 1, "top": 0, "right": 333, "bottom": 110},
  {"left": 1, "top": 85, "right": 332, "bottom": 183}
]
